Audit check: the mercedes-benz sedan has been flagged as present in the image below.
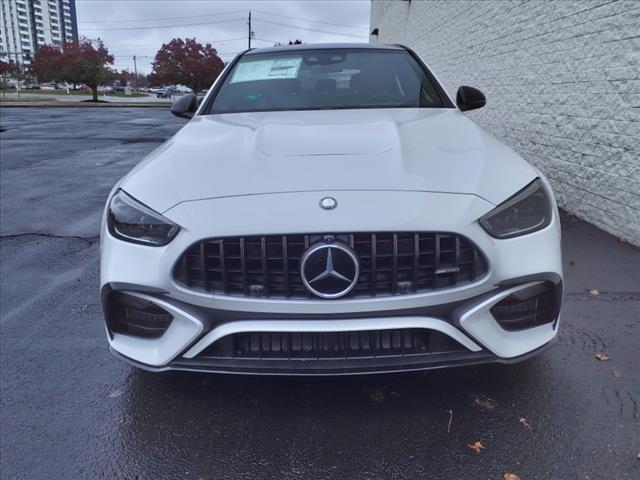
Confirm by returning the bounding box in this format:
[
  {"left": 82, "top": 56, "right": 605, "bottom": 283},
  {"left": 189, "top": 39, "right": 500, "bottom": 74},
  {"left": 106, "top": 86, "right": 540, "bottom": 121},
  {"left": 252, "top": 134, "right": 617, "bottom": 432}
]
[{"left": 100, "top": 43, "right": 562, "bottom": 375}]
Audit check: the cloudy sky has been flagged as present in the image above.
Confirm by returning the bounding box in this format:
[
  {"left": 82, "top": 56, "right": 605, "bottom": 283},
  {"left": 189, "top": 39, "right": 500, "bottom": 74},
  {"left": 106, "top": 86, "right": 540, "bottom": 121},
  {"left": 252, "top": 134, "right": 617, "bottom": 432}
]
[{"left": 75, "top": 0, "right": 371, "bottom": 74}]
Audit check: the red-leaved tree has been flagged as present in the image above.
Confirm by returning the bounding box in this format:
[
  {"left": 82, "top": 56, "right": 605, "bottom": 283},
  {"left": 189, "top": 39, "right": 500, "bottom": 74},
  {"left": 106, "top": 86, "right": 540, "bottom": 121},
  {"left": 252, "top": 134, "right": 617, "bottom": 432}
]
[
  {"left": 0, "top": 60, "right": 21, "bottom": 76},
  {"left": 30, "top": 38, "right": 114, "bottom": 101},
  {"left": 149, "top": 38, "right": 224, "bottom": 93},
  {"left": 28, "top": 45, "right": 64, "bottom": 82}
]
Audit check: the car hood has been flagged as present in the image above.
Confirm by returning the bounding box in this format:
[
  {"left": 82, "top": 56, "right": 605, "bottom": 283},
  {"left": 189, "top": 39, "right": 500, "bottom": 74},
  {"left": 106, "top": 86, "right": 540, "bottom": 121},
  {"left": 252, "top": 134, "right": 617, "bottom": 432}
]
[{"left": 121, "top": 108, "right": 537, "bottom": 213}]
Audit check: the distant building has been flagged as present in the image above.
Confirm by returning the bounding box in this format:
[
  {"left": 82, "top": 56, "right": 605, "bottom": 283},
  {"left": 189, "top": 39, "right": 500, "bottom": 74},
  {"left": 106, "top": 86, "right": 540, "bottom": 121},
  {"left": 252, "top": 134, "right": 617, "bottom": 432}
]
[{"left": 0, "top": 0, "right": 78, "bottom": 69}]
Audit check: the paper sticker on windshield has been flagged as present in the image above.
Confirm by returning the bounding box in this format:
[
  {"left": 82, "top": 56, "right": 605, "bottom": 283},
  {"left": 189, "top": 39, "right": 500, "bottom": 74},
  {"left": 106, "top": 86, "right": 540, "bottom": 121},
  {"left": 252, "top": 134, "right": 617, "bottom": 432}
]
[{"left": 231, "top": 58, "right": 302, "bottom": 83}]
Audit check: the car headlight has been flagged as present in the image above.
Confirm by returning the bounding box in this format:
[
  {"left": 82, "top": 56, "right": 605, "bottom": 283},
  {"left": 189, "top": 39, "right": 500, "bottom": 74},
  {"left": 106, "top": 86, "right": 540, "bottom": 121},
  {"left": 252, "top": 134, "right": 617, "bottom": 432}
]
[
  {"left": 107, "top": 190, "right": 179, "bottom": 246},
  {"left": 479, "top": 179, "right": 552, "bottom": 239}
]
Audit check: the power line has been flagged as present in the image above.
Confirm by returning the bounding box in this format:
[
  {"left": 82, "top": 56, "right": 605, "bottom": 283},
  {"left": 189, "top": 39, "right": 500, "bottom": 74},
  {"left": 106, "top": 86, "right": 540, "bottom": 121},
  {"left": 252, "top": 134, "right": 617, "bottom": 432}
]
[
  {"left": 253, "top": 19, "right": 368, "bottom": 39},
  {"left": 105, "top": 38, "right": 246, "bottom": 49},
  {"left": 253, "top": 38, "right": 279, "bottom": 45},
  {"left": 78, "top": 8, "right": 248, "bottom": 24},
  {"left": 81, "top": 17, "right": 243, "bottom": 32},
  {"left": 79, "top": 8, "right": 368, "bottom": 32},
  {"left": 252, "top": 9, "right": 367, "bottom": 31}
]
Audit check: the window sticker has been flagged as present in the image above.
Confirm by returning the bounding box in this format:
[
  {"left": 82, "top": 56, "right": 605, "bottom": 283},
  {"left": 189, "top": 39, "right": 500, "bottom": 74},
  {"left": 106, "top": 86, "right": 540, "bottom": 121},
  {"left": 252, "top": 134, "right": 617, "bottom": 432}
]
[{"left": 231, "top": 57, "right": 302, "bottom": 83}]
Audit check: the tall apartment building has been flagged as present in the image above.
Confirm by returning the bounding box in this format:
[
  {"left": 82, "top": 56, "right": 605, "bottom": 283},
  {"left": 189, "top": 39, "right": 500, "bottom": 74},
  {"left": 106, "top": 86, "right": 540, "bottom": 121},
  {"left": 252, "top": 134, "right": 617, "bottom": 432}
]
[{"left": 0, "top": 0, "right": 78, "bottom": 68}]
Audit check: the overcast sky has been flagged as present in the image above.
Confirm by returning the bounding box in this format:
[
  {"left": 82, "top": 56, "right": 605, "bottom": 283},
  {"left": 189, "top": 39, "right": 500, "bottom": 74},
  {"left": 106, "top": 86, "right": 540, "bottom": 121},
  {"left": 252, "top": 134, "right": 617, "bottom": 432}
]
[{"left": 75, "top": 0, "right": 371, "bottom": 74}]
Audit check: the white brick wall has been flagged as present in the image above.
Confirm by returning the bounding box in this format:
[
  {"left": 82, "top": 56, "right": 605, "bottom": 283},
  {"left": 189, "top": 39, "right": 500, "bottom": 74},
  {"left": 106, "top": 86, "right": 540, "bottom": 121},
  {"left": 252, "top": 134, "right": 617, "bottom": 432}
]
[{"left": 371, "top": 0, "right": 640, "bottom": 245}]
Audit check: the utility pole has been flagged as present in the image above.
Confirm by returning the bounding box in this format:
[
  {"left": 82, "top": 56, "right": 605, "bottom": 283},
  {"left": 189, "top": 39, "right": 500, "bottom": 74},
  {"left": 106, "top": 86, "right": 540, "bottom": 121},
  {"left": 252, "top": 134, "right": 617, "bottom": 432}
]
[
  {"left": 133, "top": 55, "right": 138, "bottom": 92},
  {"left": 248, "top": 11, "right": 252, "bottom": 49}
]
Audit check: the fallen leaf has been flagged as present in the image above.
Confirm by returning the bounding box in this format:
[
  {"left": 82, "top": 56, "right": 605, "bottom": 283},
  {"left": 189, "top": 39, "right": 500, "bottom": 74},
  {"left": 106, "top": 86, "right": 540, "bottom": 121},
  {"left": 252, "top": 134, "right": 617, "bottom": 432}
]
[
  {"left": 519, "top": 417, "right": 532, "bottom": 430},
  {"left": 617, "top": 236, "right": 627, "bottom": 243},
  {"left": 368, "top": 390, "right": 385, "bottom": 403},
  {"left": 612, "top": 369, "right": 622, "bottom": 378},
  {"left": 504, "top": 474, "right": 520, "bottom": 480},
  {"left": 569, "top": 260, "right": 575, "bottom": 266},
  {"left": 468, "top": 441, "right": 484, "bottom": 454},
  {"left": 471, "top": 394, "right": 497, "bottom": 412},
  {"left": 595, "top": 353, "right": 610, "bottom": 361},
  {"left": 637, "top": 451, "right": 640, "bottom": 459},
  {"left": 589, "top": 289, "right": 600, "bottom": 296},
  {"left": 367, "top": 383, "right": 394, "bottom": 403},
  {"left": 109, "top": 387, "right": 124, "bottom": 398},
  {"left": 445, "top": 410, "right": 453, "bottom": 433}
]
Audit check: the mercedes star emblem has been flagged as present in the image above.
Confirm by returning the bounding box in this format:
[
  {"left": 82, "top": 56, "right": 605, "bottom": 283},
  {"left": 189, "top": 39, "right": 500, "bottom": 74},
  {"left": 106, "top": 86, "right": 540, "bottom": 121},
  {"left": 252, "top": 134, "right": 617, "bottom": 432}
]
[{"left": 300, "top": 242, "right": 359, "bottom": 299}]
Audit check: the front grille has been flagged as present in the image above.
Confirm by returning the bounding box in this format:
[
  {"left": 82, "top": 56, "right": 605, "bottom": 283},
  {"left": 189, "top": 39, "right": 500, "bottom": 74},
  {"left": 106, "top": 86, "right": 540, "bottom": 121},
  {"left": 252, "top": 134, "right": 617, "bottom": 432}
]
[
  {"left": 200, "top": 329, "right": 466, "bottom": 360},
  {"left": 174, "top": 232, "right": 487, "bottom": 299}
]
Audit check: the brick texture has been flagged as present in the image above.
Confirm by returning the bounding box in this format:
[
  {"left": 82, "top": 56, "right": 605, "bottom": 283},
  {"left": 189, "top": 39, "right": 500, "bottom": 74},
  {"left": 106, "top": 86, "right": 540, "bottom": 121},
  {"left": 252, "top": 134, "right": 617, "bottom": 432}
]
[{"left": 371, "top": 0, "right": 640, "bottom": 245}]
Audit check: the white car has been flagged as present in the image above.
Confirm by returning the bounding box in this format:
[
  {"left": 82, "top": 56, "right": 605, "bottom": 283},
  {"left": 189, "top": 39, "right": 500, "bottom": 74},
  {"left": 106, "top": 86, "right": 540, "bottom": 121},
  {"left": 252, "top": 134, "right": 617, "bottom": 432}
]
[{"left": 101, "top": 43, "right": 563, "bottom": 375}]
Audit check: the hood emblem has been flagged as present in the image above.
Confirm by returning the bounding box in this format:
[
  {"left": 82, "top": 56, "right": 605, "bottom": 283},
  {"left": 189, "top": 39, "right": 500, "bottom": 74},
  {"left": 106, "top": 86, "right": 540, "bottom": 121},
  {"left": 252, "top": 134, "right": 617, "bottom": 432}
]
[
  {"left": 319, "top": 197, "right": 338, "bottom": 210},
  {"left": 300, "top": 242, "right": 360, "bottom": 299}
]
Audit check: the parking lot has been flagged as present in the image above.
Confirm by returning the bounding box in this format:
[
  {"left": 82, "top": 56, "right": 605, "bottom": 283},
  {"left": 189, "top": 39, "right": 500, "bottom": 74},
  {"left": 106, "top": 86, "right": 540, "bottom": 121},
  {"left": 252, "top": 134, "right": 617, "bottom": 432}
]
[{"left": 1, "top": 107, "right": 638, "bottom": 479}]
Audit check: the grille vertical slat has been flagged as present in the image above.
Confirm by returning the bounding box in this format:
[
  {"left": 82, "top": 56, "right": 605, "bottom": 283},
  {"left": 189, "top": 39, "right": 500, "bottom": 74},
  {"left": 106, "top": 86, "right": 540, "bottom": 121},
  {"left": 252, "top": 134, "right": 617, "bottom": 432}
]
[
  {"left": 413, "top": 233, "right": 419, "bottom": 292},
  {"left": 219, "top": 240, "right": 228, "bottom": 294},
  {"left": 392, "top": 233, "right": 398, "bottom": 294},
  {"left": 371, "top": 233, "right": 377, "bottom": 297},
  {"left": 282, "top": 236, "right": 290, "bottom": 298},
  {"left": 176, "top": 232, "right": 486, "bottom": 299},
  {"left": 261, "top": 236, "right": 269, "bottom": 297},
  {"left": 454, "top": 236, "right": 460, "bottom": 285},
  {"left": 433, "top": 234, "right": 441, "bottom": 289},
  {"left": 199, "top": 243, "right": 209, "bottom": 291},
  {"left": 239, "top": 238, "right": 248, "bottom": 296}
]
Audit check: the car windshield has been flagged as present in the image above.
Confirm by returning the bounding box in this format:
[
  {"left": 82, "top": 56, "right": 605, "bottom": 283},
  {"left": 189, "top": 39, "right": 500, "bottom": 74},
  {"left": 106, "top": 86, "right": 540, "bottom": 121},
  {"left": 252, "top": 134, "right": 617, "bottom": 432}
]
[{"left": 206, "top": 48, "right": 447, "bottom": 114}]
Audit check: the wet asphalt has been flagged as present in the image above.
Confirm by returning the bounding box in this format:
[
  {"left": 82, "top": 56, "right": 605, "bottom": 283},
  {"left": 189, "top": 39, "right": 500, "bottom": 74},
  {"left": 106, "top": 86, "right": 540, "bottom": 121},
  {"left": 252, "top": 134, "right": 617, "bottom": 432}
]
[{"left": 0, "top": 107, "right": 638, "bottom": 480}]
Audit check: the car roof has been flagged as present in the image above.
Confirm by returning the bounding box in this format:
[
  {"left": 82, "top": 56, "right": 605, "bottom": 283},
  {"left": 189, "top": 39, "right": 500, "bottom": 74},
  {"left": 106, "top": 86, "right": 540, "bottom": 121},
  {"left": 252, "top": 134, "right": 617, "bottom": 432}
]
[{"left": 243, "top": 43, "right": 405, "bottom": 56}]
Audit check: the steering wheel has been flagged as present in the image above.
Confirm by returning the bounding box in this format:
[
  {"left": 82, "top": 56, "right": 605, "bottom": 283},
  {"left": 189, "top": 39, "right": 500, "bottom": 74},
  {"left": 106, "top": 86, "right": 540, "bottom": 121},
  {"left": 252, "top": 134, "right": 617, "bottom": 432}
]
[{"left": 363, "top": 92, "right": 405, "bottom": 104}]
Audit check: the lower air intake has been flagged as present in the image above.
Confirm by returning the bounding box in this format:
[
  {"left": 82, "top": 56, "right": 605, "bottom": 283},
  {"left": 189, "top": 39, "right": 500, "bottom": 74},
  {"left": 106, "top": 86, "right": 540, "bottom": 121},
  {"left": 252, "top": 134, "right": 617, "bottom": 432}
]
[
  {"left": 491, "top": 282, "right": 559, "bottom": 331},
  {"left": 106, "top": 292, "right": 173, "bottom": 339},
  {"left": 199, "top": 329, "right": 466, "bottom": 360}
]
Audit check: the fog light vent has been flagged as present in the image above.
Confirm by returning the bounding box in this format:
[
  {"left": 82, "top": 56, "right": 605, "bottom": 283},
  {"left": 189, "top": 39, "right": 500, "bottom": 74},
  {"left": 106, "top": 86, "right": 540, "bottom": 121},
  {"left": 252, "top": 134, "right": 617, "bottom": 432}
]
[
  {"left": 106, "top": 292, "right": 173, "bottom": 339},
  {"left": 491, "top": 282, "right": 558, "bottom": 331}
]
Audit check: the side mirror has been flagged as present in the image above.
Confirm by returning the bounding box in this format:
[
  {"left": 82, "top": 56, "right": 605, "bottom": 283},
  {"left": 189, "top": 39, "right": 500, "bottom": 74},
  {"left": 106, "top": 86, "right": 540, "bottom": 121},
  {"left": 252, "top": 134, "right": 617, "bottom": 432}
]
[
  {"left": 456, "top": 86, "right": 486, "bottom": 112},
  {"left": 171, "top": 93, "right": 198, "bottom": 119}
]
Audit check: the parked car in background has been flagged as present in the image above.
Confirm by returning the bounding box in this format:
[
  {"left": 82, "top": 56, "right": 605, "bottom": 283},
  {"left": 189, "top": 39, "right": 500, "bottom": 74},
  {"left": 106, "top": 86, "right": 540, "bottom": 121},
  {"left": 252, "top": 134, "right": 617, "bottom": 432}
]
[
  {"left": 25, "top": 83, "right": 41, "bottom": 90},
  {"left": 156, "top": 86, "right": 177, "bottom": 98},
  {"left": 40, "top": 83, "right": 56, "bottom": 90},
  {"left": 174, "top": 84, "right": 194, "bottom": 94}
]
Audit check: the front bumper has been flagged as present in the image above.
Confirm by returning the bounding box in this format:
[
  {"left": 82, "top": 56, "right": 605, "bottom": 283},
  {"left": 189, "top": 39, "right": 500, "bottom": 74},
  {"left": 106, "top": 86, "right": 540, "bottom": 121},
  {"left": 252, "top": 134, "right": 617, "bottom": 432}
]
[{"left": 100, "top": 190, "right": 563, "bottom": 375}]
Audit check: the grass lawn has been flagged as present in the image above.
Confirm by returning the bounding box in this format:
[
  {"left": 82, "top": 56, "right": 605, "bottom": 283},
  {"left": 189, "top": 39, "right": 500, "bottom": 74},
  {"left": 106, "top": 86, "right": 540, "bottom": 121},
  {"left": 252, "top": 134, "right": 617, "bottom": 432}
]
[
  {"left": 5, "top": 89, "right": 87, "bottom": 96},
  {"left": 106, "top": 92, "right": 149, "bottom": 98},
  {"left": 0, "top": 95, "right": 55, "bottom": 103}
]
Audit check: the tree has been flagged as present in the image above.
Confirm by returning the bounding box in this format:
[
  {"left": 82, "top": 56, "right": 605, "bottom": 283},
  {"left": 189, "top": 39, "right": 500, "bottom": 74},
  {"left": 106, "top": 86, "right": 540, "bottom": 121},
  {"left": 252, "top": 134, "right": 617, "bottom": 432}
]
[
  {"left": 30, "top": 38, "right": 114, "bottom": 101},
  {"left": 0, "top": 60, "right": 20, "bottom": 76},
  {"left": 135, "top": 73, "right": 149, "bottom": 89},
  {"left": 149, "top": 38, "right": 224, "bottom": 92},
  {"left": 28, "top": 45, "right": 64, "bottom": 82},
  {"left": 116, "top": 69, "right": 136, "bottom": 86}
]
